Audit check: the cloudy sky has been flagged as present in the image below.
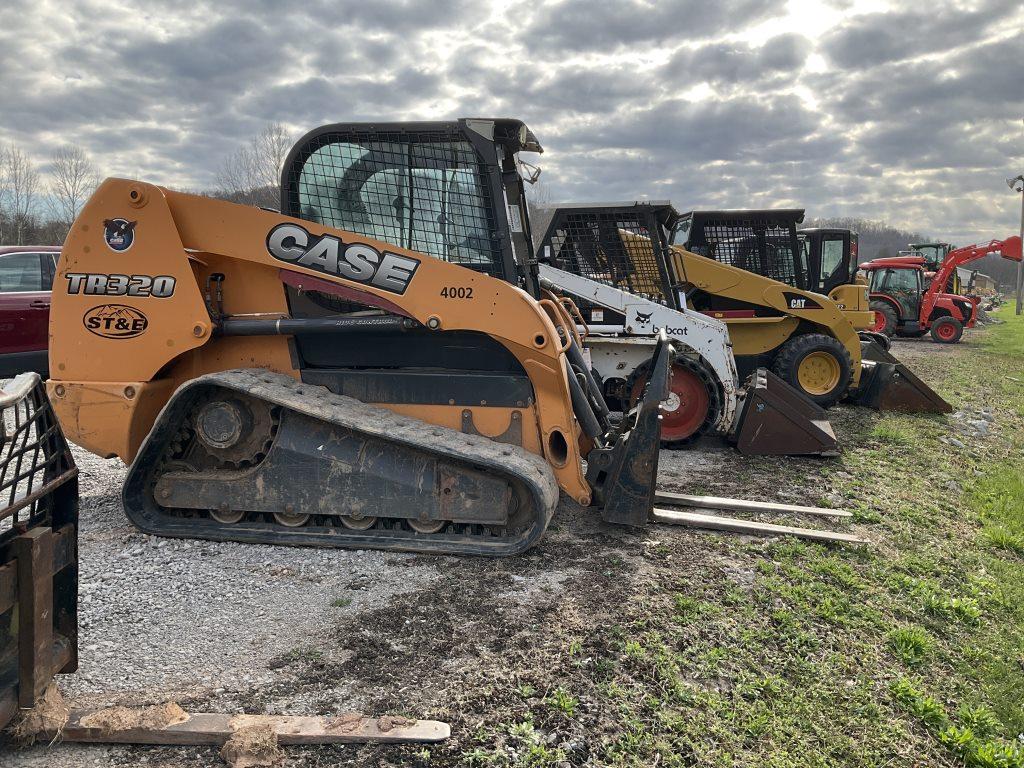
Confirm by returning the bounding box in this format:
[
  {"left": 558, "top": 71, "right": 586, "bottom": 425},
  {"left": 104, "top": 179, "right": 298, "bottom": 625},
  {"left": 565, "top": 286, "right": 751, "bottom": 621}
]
[{"left": 1, "top": 0, "right": 1022, "bottom": 243}]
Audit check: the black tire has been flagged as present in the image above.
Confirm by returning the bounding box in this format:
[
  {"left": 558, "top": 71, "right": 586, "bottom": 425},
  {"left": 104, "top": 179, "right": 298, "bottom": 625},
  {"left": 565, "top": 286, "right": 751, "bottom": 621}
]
[
  {"left": 869, "top": 300, "right": 898, "bottom": 338},
  {"left": 771, "top": 333, "right": 853, "bottom": 408},
  {"left": 929, "top": 316, "right": 963, "bottom": 343}
]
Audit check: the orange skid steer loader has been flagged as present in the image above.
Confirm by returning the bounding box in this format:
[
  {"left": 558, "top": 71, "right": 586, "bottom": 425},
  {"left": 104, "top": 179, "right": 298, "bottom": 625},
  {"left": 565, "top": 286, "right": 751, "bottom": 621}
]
[{"left": 47, "top": 119, "right": 852, "bottom": 556}]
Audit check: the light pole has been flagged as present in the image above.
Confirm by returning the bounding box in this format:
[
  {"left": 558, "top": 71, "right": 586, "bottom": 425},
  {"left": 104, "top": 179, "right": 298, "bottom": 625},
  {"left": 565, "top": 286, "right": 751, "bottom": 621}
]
[{"left": 1009, "top": 174, "right": 1024, "bottom": 315}]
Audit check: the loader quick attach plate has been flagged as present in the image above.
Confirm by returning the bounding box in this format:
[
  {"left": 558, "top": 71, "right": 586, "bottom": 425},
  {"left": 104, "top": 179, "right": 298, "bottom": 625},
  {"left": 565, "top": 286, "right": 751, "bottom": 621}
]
[
  {"left": 585, "top": 333, "right": 672, "bottom": 527},
  {"left": 731, "top": 369, "right": 840, "bottom": 456},
  {"left": 0, "top": 373, "right": 79, "bottom": 729},
  {"left": 122, "top": 370, "right": 559, "bottom": 557},
  {"left": 852, "top": 340, "right": 952, "bottom": 414}
]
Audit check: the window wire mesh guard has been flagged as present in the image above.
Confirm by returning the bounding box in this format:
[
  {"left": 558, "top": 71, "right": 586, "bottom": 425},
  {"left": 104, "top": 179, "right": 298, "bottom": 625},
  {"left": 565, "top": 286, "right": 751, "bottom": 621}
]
[
  {"left": 545, "top": 212, "right": 669, "bottom": 304},
  {"left": 0, "top": 383, "right": 64, "bottom": 539},
  {"left": 687, "top": 218, "right": 803, "bottom": 289},
  {"left": 286, "top": 130, "right": 503, "bottom": 278}
]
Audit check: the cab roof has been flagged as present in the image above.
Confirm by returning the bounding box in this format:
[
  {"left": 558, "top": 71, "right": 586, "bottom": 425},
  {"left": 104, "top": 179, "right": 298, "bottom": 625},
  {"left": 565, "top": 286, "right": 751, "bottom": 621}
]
[{"left": 860, "top": 255, "right": 926, "bottom": 271}]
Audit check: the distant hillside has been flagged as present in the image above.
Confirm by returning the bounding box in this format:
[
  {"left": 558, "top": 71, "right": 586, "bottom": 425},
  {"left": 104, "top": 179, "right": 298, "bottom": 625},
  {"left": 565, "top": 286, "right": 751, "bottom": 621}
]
[{"left": 803, "top": 217, "right": 928, "bottom": 261}]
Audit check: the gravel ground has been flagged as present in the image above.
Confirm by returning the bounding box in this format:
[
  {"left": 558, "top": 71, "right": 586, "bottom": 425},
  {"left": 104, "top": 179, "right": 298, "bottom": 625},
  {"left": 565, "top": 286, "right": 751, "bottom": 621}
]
[
  {"left": 59, "top": 449, "right": 445, "bottom": 705},
  {"left": 1, "top": 334, "right": 962, "bottom": 766}
]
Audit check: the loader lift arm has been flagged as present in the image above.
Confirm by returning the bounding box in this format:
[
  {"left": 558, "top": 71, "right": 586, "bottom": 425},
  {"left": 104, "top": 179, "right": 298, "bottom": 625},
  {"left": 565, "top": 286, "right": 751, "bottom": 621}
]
[{"left": 920, "top": 237, "right": 1021, "bottom": 320}]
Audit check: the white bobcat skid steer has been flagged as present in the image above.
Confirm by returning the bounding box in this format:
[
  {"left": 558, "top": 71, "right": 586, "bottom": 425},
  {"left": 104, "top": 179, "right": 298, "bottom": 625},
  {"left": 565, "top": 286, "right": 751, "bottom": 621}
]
[{"left": 539, "top": 265, "right": 838, "bottom": 455}]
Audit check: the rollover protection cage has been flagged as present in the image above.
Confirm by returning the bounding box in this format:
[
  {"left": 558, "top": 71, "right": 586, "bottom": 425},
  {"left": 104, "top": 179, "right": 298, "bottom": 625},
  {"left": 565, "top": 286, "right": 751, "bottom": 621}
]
[
  {"left": 0, "top": 373, "right": 79, "bottom": 728},
  {"left": 672, "top": 210, "right": 808, "bottom": 291},
  {"left": 538, "top": 203, "right": 675, "bottom": 305},
  {"left": 280, "top": 119, "right": 539, "bottom": 290}
]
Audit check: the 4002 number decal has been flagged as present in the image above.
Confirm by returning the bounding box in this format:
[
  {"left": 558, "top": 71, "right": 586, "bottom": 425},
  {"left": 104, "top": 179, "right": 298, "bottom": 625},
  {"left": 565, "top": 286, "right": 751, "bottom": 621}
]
[{"left": 440, "top": 286, "right": 474, "bottom": 299}]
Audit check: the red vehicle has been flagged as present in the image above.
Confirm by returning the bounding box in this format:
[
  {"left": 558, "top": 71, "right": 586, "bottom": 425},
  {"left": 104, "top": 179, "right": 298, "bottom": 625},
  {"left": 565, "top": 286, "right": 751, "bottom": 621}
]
[
  {"left": 861, "top": 236, "right": 1021, "bottom": 343},
  {"left": 0, "top": 246, "right": 60, "bottom": 376}
]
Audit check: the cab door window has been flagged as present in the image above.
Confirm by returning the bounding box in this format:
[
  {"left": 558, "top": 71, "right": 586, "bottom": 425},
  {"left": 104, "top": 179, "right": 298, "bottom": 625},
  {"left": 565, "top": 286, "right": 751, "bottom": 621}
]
[
  {"left": 819, "top": 237, "right": 845, "bottom": 291},
  {"left": 875, "top": 268, "right": 921, "bottom": 318},
  {"left": 295, "top": 138, "right": 499, "bottom": 276}
]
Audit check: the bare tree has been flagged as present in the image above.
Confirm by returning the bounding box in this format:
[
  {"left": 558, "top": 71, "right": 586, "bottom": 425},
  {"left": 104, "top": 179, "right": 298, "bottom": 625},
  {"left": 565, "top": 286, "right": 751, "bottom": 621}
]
[
  {"left": 49, "top": 145, "right": 99, "bottom": 236},
  {"left": 0, "top": 145, "right": 9, "bottom": 244},
  {"left": 5, "top": 145, "right": 40, "bottom": 245},
  {"left": 214, "top": 122, "right": 291, "bottom": 208}
]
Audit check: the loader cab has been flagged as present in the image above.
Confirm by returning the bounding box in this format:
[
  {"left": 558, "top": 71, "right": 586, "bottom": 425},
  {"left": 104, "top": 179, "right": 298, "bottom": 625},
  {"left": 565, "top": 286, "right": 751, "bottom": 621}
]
[
  {"left": 535, "top": 200, "right": 687, "bottom": 333},
  {"left": 797, "top": 228, "right": 859, "bottom": 295},
  {"left": 909, "top": 242, "right": 959, "bottom": 293},
  {"left": 867, "top": 263, "right": 923, "bottom": 321},
  {"left": 281, "top": 118, "right": 540, "bottom": 294},
  {"left": 277, "top": 118, "right": 544, "bottom": 403},
  {"left": 672, "top": 209, "right": 809, "bottom": 291},
  {"left": 908, "top": 242, "right": 952, "bottom": 272},
  {"left": 537, "top": 201, "right": 677, "bottom": 308}
]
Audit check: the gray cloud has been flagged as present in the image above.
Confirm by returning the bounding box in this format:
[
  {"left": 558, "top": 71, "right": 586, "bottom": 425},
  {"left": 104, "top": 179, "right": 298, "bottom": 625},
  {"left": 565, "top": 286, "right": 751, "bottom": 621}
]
[
  {"left": 518, "top": 0, "right": 786, "bottom": 54},
  {"left": 662, "top": 34, "right": 811, "bottom": 86},
  {"left": 0, "top": 0, "right": 1020, "bottom": 244},
  {"left": 821, "top": 0, "right": 1018, "bottom": 69}
]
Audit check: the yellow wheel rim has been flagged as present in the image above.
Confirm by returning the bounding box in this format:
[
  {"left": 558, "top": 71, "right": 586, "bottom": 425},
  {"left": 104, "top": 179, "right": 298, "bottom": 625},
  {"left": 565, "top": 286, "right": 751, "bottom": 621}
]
[{"left": 796, "top": 351, "right": 842, "bottom": 395}]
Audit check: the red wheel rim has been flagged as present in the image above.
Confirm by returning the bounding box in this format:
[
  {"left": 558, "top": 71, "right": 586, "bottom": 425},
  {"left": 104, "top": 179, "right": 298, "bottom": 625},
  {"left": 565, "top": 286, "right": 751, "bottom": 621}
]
[
  {"left": 631, "top": 364, "right": 710, "bottom": 442},
  {"left": 936, "top": 322, "right": 955, "bottom": 340},
  {"left": 872, "top": 310, "right": 887, "bottom": 333}
]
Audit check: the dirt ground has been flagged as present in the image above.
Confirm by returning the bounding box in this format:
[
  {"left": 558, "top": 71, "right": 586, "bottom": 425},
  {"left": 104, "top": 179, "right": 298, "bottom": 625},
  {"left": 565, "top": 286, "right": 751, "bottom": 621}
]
[{"left": 0, "top": 334, "right": 989, "bottom": 766}]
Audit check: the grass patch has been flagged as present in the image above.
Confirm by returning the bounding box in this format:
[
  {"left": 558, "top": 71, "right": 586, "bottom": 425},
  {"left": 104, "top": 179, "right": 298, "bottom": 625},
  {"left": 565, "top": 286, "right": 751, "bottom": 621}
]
[
  {"left": 982, "top": 303, "right": 1024, "bottom": 357},
  {"left": 869, "top": 418, "right": 914, "bottom": 445},
  {"left": 543, "top": 687, "right": 578, "bottom": 717},
  {"left": 449, "top": 306, "right": 1024, "bottom": 767},
  {"left": 888, "top": 626, "right": 932, "bottom": 667},
  {"left": 970, "top": 463, "right": 1024, "bottom": 555},
  {"left": 331, "top": 597, "right": 352, "bottom": 607}
]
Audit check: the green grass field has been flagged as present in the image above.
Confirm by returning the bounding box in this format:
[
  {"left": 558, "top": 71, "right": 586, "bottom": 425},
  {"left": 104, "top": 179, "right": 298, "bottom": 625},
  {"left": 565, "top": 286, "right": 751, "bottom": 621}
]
[{"left": 460, "top": 309, "right": 1024, "bottom": 767}]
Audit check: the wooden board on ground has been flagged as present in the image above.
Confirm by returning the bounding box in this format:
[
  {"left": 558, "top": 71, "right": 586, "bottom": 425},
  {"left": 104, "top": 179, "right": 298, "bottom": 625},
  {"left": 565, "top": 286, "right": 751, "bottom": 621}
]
[
  {"left": 652, "top": 508, "right": 869, "bottom": 545},
  {"left": 654, "top": 491, "right": 853, "bottom": 519},
  {"left": 48, "top": 710, "right": 450, "bottom": 746}
]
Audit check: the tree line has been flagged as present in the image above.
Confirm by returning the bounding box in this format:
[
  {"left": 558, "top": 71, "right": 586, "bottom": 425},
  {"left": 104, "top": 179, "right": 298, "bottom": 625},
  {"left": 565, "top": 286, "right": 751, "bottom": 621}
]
[
  {"left": 0, "top": 123, "right": 288, "bottom": 247},
  {"left": 803, "top": 216, "right": 928, "bottom": 261},
  {"left": 0, "top": 144, "right": 100, "bottom": 246}
]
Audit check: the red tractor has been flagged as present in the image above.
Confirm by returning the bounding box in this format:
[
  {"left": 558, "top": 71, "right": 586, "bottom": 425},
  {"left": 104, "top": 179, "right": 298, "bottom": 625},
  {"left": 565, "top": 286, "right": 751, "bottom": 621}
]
[{"left": 861, "top": 236, "right": 1021, "bottom": 343}]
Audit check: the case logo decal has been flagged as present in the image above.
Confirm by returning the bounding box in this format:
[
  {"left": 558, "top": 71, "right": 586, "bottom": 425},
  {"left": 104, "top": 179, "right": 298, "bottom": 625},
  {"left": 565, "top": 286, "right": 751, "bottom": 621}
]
[
  {"left": 83, "top": 304, "right": 148, "bottom": 338},
  {"left": 103, "top": 219, "right": 137, "bottom": 252},
  {"left": 266, "top": 223, "right": 419, "bottom": 295}
]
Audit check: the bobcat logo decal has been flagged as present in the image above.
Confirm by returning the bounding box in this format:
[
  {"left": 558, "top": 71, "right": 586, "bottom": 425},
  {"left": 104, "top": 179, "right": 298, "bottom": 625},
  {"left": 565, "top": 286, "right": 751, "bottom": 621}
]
[
  {"left": 103, "top": 219, "right": 137, "bottom": 252},
  {"left": 635, "top": 311, "right": 653, "bottom": 326}
]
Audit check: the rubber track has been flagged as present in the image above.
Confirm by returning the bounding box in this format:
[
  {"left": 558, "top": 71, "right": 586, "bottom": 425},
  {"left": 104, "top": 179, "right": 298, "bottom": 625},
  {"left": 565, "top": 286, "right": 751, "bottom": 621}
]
[{"left": 122, "top": 369, "right": 560, "bottom": 556}]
